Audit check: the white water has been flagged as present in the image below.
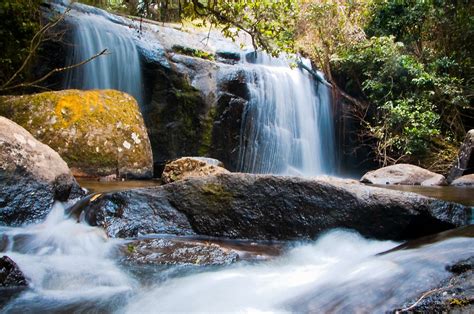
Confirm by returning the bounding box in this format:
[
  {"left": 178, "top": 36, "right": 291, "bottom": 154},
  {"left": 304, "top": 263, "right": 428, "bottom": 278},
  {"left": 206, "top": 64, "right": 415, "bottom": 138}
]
[
  {"left": 0, "top": 202, "right": 135, "bottom": 312},
  {"left": 1, "top": 205, "right": 472, "bottom": 313},
  {"left": 124, "top": 231, "right": 473, "bottom": 313},
  {"left": 238, "top": 53, "right": 336, "bottom": 176},
  {"left": 63, "top": 7, "right": 143, "bottom": 105}
]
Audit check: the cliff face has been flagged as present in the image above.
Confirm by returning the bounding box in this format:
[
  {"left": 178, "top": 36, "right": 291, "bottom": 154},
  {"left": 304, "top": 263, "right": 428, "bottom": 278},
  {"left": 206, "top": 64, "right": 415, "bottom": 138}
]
[
  {"left": 37, "top": 2, "right": 253, "bottom": 175},
  {"left": 135, "top": 20, "right": 251, "bottom": 174}
]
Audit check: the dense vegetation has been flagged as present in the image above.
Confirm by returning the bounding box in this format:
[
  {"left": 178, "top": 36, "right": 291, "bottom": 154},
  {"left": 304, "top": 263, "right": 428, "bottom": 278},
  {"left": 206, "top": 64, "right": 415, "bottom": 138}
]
[
  {"left": 297, "top": 0, "right": 472, "bottom": 171},
  {"left": 0, "top": 0, "right": 42, "bottom": 89},
  {"left": 1, "top": 0, "right": 472, "bottom": 172}
]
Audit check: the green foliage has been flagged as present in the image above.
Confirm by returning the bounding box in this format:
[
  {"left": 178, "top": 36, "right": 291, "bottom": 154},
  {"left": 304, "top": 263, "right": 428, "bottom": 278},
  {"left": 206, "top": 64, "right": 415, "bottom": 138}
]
[
  {"left": 107, "top": 0, "right": 298, "bottom": 56},
  {"left": 333, "top": 35, "right": 468, "bottom": 163},
  {"left": 0, "top": 0, "right": 42, "bottom": 86}
]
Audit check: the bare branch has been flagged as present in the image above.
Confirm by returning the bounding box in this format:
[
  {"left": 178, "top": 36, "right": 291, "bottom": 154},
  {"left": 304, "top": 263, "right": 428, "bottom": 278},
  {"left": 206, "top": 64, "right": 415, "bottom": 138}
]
[
  {"left": 1, "top": 9, "right": 71, "bottom": 89},
  {"left": 1, "top": 49, "right": 108, "bottom": 92}
]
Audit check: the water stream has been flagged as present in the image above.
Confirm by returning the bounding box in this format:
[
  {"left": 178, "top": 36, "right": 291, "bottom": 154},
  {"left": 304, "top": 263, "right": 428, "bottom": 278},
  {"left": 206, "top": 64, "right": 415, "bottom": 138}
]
[
  {"left": 1, "top": 203, "right": 472, "bottom": 313},
  {"left": 238, "top": 53, "right": 336, "bottom": 176},
  {"left": 63, "top": 4, "right": 144, "bottom": 106}
]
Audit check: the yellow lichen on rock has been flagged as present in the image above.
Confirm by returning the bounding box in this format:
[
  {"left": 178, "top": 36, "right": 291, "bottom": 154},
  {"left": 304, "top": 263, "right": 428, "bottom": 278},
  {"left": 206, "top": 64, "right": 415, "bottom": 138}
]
[
  {"left": 0, "top": 89, "right": 153, "bottom": 178},
  {"left": 161, "top": 157, "right": 229, "bottom": 184}
]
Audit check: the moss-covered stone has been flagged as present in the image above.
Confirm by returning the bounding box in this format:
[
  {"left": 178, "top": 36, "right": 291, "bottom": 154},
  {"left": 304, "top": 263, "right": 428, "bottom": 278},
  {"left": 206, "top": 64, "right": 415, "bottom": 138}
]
[
  {"left": 0, "top": 89, "right": 153, "bottom": 178},
  {"left": 172, "top": 45, "right": 215, "bottom": 61}
]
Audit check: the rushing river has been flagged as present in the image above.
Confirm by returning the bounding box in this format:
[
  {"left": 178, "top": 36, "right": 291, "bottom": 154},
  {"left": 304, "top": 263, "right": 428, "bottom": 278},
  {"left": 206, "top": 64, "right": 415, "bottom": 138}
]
[{"left": 1, "top": 201, "right": 473, "bottom": 313}]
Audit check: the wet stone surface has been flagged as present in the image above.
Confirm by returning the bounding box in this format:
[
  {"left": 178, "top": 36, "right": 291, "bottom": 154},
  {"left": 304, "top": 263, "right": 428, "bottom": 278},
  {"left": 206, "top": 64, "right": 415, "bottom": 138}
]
[
  {"left": 393, "top": 256, "right": 474, "bottom": 313},
  {"left": 121, "top": 238, "right": 239, "bottom": 266}
]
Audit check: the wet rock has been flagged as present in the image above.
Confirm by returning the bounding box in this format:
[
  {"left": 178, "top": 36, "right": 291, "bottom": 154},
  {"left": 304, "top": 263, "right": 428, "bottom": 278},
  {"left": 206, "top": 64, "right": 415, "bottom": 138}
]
[
  {"left": 361, "top": 164, "right": 447, "bottom": 186},
  {"left": 393, "top": 256, "right": 474, "bottom": 313},
  {"left": 0, "top": 117, "right": 83, "bottom": 226},
  {"left": 448, "top": 129, "right": 474, "bottom": 183},
  {"left": 0, "top": 256, "right": 28, "bottom": 287},
  {"left": 0, "top": 255, "right": 28, "bottom": 307},
  {"left": 82, "top": 189, "right": 196, "bottom": 238},
  {"left": 451, "top": 174, "right": 474, "bottom": 186},
  {"left": 216, "top": 50, "right": 241, "bottom": 64},
  {"left": 122, "top": 238, "right": 239, "bottom": 266},
  {"left": 84, "top": 173, "right": 470, "bottom": 241},
  {"left": 161, "top": 157, "right": 229, "bottom": 184},
  {"left": 0, "top": 90, "right": 153, "bottom": 179}
]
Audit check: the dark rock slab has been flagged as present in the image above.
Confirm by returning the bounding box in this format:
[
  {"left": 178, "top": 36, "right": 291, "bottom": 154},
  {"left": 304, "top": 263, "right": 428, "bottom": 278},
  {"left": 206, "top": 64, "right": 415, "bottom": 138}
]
[
  {"left": 83, "top": 174, "right": 470, "bottom": 241},
  {"left": 83, "top": 189, "right": 195, "bottom": 238}
]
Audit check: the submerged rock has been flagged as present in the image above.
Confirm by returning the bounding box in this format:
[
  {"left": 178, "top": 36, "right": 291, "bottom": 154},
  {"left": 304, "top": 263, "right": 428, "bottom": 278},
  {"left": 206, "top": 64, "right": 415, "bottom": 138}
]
[
  {"left": 122, "top": 238, "right": 239, "bottom": 266},
  {"left": 451, "top": 174, "right": 474, "bottom": 186},
  {"left": 361, "top": 164, "right": 447, "bottom": 186},
  {"left": 447, "top": 129, "right": 474, "bottom": 183},
  {"left": 83, "top": 173, "right": 470, "bottom": 241},
  {"left": 393, "top": 256, "right": 474, "bottom": 313},
  {"left": 161, "top": 157, "right": 229, "bottom": 184},
  {"left": 0, "top": 90, "right": 153, "bottom": 179},
  {"left": 0, "top": 116, "right": 82, "bottom": 226}
]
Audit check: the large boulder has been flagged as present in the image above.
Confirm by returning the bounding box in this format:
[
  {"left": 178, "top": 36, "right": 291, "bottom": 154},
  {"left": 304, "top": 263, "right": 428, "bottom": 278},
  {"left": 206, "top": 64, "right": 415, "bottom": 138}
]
[
  {"left": 161, "top": 157, "right": 229, "bottom": 184},
  {"left": 448, "top": 130, "right": 474, "bottom": 183},
  {"left": 82, "top": 174, "right": 470, "bottom": 241},
  {"left": 451, "top": 174, "right": 474, "bottom": 186},
  {"left": 361, "top": 164, "right": 447, "bottom": 186},
  {"left": 0, "top": 117, "right": 82, "bottom": 226},
  {"left": 0, "top": 90, "right": 153, "bottom": 179}
]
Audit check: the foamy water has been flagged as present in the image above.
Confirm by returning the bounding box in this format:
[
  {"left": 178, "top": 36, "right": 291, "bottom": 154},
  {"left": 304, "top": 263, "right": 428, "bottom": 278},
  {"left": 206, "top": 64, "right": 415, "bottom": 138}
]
[{"left": 1, "top": 204, "right": 472, "bottom": 313}]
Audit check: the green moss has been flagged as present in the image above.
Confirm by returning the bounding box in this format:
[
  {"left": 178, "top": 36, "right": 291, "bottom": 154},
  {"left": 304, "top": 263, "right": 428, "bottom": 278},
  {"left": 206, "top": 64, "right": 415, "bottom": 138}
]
[
  {"left": 201, "top": 183, "right": 234, "bottom": 208},
  {"left": 172, "top": 45, "right": 215, "bottom": 61},
  {"left": 448, "top": 298, "right": 470, "bottom": 307},
  {"left": 0, "top": 90, "right": 152, "bottom": 177},
  {"left": 198, "top": 106, "right": 216, "bottom": 156},
  {"left": 127, "top": 243, "right": 136, "bottom": 253}
]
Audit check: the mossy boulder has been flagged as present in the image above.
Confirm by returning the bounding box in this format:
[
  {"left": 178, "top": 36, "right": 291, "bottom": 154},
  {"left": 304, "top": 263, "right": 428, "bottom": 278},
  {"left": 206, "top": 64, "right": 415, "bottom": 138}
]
[
  {"left": 0, "top": 90, "right": 153, "bottom": 178},
  {"left": 161, "top": 157, "right": 229, "bottom": 184}
]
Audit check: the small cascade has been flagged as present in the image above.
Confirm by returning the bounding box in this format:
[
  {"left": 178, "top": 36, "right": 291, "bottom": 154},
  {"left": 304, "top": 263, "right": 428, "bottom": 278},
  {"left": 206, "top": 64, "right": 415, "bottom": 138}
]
[
  {"left": 238, "top": 53, "right": 336, "bottom": 176},
  {"left": 63, "top": 5, "right": 143, "bottom": 105},
  {"left": 1, "top": 202, "right": 134, "bottom": 312}
]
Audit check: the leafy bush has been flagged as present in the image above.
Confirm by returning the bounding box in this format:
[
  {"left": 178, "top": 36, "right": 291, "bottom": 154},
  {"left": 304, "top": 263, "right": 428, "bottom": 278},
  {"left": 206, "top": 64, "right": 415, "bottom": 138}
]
[{"left": 333, "top": 35, "right": 467, "bottom": 164}]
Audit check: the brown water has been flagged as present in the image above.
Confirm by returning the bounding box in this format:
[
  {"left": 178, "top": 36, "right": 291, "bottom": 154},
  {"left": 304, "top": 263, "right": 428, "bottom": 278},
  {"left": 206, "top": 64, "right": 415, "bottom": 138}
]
[
  {"left": 77, "top": 179, "right": 161, "bottom": 193},
  {"left": 375, "top": 185, "right": 474, "bottom": 206},
  {"left": 78, "top": 178, "right": 474, "bottom": 206}
]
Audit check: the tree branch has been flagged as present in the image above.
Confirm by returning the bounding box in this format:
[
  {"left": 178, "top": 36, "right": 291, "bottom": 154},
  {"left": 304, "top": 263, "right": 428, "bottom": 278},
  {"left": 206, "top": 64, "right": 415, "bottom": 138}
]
[
  {"left": 1, "top": 49, "right": 108, "bottom": 92},
  {"left": 1, "top": 9, "right": 71, "bottom": 89}
]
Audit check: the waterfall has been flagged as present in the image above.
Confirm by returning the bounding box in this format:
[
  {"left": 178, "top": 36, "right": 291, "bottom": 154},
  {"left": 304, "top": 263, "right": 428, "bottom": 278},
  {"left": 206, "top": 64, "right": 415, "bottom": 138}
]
[
  {"left": 237, "top": 53, "right": 336, "bottom": 176},
  {"left": 63, "top": 6, "right": 143, "bottom": 105}
]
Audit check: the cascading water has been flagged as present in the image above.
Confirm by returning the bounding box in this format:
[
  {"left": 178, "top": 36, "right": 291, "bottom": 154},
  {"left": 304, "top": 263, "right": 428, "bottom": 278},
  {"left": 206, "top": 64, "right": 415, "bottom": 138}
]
[
  {"left": 1, "top": 203, "right": 472, "bottom": 312},
  {"left": 238, "top": 53, "right": 336, "bottom": 176},
  {"left": 63, "top": 5, "right": 143, "bottom": 105},
  {"left": 0, "top": 202, "right": 135, "bottom": 312}
]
